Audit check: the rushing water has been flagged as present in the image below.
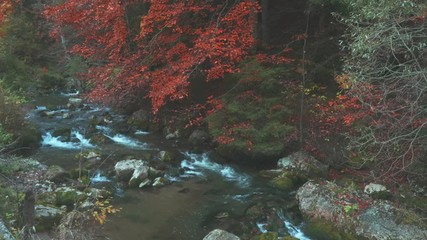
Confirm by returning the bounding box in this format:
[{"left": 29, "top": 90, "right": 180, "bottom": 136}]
[{"left": 26, "top": 94, "right": 311, "bottom": 240}]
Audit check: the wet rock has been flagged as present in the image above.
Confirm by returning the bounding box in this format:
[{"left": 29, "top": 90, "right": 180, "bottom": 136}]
[
  {"left": 165, "top": 130, "right": 179, "bottom": 140},
  {"left": 45, "top": 165, "right": 69, "bottom": 183},
  {"left": 68, "top": 98, "right": 83, "bottom": 108},
  {"left": 127, "top": 109, "right": 151, "bottom": 131},
  {"left": 152, "top": 177, "right": 168, "bottom": 187},
  {"left": 40, "top": 110, "right": 57, "bottom": 118},
  {"left": 35, "top": 205, "right": 66, "bottom": 232},
  {"left": 115, "top": 159, "right": 162, "bottom": 188},
  {"left": 62, "top": 112, "right": 72, "bottom": 119},
  {"left": 277, "top": 151, "right": 328, "bottom": 178},
  {"left": 157, "top": 150, "right": 175, "bottom": 162},
  {"left": 258, "top": 169, "right": 282, "bottom": 178},
  {"left": 188, "top": 129, "right": 209, "bottom": 146},
  {"left": 89, "top": 133, "right": 113, "bottom": 145},
  {"left": 296, "top": 181, "right": 427, "bottom": 240},
  {"left": 52, "top": 127, "right": 71, "bottom": 141},
  {"left": 269, "top": 172, "right": 305, "bottom": 191},
  {"left": 138, "top": 179, "right": 151, "bottom": 188},
  {"left": 245, "top": 204, "right": 264, "bottom": 220},
  {"left": 88, "top": 115, "right": 105, "bottom": 126},
  {"left": 215, "top": 212, "right": 230, "bottom": 219},
  {"left": 85, "top": 151, "right": 101, "bottom": 160},
  {"left": 203, "top": 229, "right": 240, "bottom": 240},
  {"left": 129, "top": 164, "right": 151, "bottom": 187},
  {"left": 115, "top": 159, "right": 147, "bottom": 182}
]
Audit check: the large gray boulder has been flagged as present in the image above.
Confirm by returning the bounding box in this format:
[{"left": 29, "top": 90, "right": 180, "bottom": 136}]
[
  {"left": 188, "top": 129, "right": 209, "bottom": 146},
  {"left": 265, "top": 151, "right": 329, "bottom": 191},
  {"left": 67, "top": 98, "right": 83, "bottom": 109},
  {"left": 115, "top": 159, "right": 162, "bottom": 187},
  {"left": 45, "top": 165, "right": 69, "bottom": 183},
  {"left": 203, "top": 229, "right": 240, "bottom": 240},
  {"left": 297, "top": 181, "right": 427, "bottom": 240},
  {"left": 114, "top": 159, "right": 147, "bottom": 181},
  {"left": 127, "top": 109, "right": 151, "bottom": 131},
  {"left": 35, "top": 205, "right": 66, "bottom": 232},
  {"left": 277, "top": 151, "right": 328, "bottom": 178}
]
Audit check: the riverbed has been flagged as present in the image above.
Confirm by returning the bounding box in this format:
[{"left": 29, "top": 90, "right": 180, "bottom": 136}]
[{"left": 25, "top": 93, "right": 311, "bottom": 240}]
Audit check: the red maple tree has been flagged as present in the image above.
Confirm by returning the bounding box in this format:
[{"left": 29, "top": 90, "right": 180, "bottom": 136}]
[
  {"left": 43, "top": 0, "right": 260, "bottom": 113},
  {"left": 0, "top": 0, "right": 19, "bottom": 26}
]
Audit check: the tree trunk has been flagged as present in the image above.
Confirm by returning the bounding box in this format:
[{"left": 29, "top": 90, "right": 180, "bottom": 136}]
[
  {"left": 261, "top": 0, "right": 270, "bottom": 45},
  {"left": 21, "top": 190, "right": 35, "bottom": 239}
]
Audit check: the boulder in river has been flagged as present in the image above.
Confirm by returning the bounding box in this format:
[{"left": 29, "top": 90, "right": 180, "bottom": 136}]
[
  {"left": 203, "top": 229, "right": 240, "bottom": 240},
  {"left": 157, "top": 150, "right": 176, "bottom": 162},
  {"left": 296, "top": 180, "right": 427, "bottom": 240},
  {"left": 115, "top": 159, "right": 163, "bottom": 188},
  {"left": 127, "top": 108, "right": 151, "bottom": 131},
  {"left": 188, "top": 129, "right": 209, "bottom": 146},
  {"left": 115, "top": 159, "right": 146, "bottom": 181},
  {"left": 67, "top": 98, "right": 84, "bottom": 109},
  {"left": 129, "top": 164, "right": 151, "bottom": 187}
]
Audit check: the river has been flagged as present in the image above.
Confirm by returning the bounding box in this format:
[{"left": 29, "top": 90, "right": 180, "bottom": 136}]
[{"left": 25, "top": 93, "right": 311, "bottom": 240}]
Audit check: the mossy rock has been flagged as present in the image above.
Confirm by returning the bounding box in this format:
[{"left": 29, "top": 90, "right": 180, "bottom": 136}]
[
  {"left": 89, "top": 133, "right": 113, "bottom": 145},
  {"left": 35, "top": 205, "right": 66, "bottom": 232},
  {"left": 282, "top": 237, "right": 298, "bottom": 240},
  {"left": 304, "top": 220, "right": 358, "bottom": 240},
  {"left": 69, "top": 168, "right": 90, "bottom": 180},
  {"left": 52, "top": 127, "right": 72, "bottom": 140},
  {"left": 251, "top": 232, "right": 279, "bottom": 240},
  {"left": 157, "top": 150, "right": 174, "bottom": 162},
  {"left": 36, "top": 192, "right": 57, "bottom": 206},
  {"left": 245, "top": 204, "right": 265, "bottom": 220},
  {"left": 45, "top": 165, "right": 69, "bottom": 183},
  {"left": 55, "top": 187, "right": 87, "bottom": 208},
  {"left": 0, "top": 157, "right": 43, "bottom": 175},
  {"left": 269, "top": 172, "right": 306, "bottom": 192},
  {"left": 127, "top": 109, "right": 151, "bottom": 131}
]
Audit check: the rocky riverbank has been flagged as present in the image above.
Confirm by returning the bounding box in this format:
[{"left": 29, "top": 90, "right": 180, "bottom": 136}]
[{"left": 1, "top": 94, "right": 426, "bottom": 240}]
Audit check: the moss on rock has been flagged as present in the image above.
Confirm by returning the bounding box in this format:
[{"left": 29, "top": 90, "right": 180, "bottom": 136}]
[{"left": 251, "top": 232, "right": 279, "bottom": 240}]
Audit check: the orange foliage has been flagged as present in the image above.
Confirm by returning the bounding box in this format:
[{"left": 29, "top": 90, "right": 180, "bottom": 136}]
[{"left": 0, "top": 0, "right": 19, "bottom": 28}]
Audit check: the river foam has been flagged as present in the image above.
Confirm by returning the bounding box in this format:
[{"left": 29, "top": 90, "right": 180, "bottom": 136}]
[
  {"left": 41, "top": 131, "right": 95, "bottom": 149},
  {"left": 180, "top": 152, "right": 251, "bottom": 188}
]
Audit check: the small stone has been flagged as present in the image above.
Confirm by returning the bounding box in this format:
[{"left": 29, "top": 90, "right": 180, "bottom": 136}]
[
  {"left": 165, "top": 130, "right": 179, "bottom": 140},
  {"left": 152, "top": 177, "right": 168, "bottom": 187},
  {"left": 138, "top": 179, "right": 151, "bottom": 188},
  {"left": 364, "top": 183, "right": 387, "bottom": 195},
  {"left": 85, "top": 151, "right": 101, "bottom": 160}
]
